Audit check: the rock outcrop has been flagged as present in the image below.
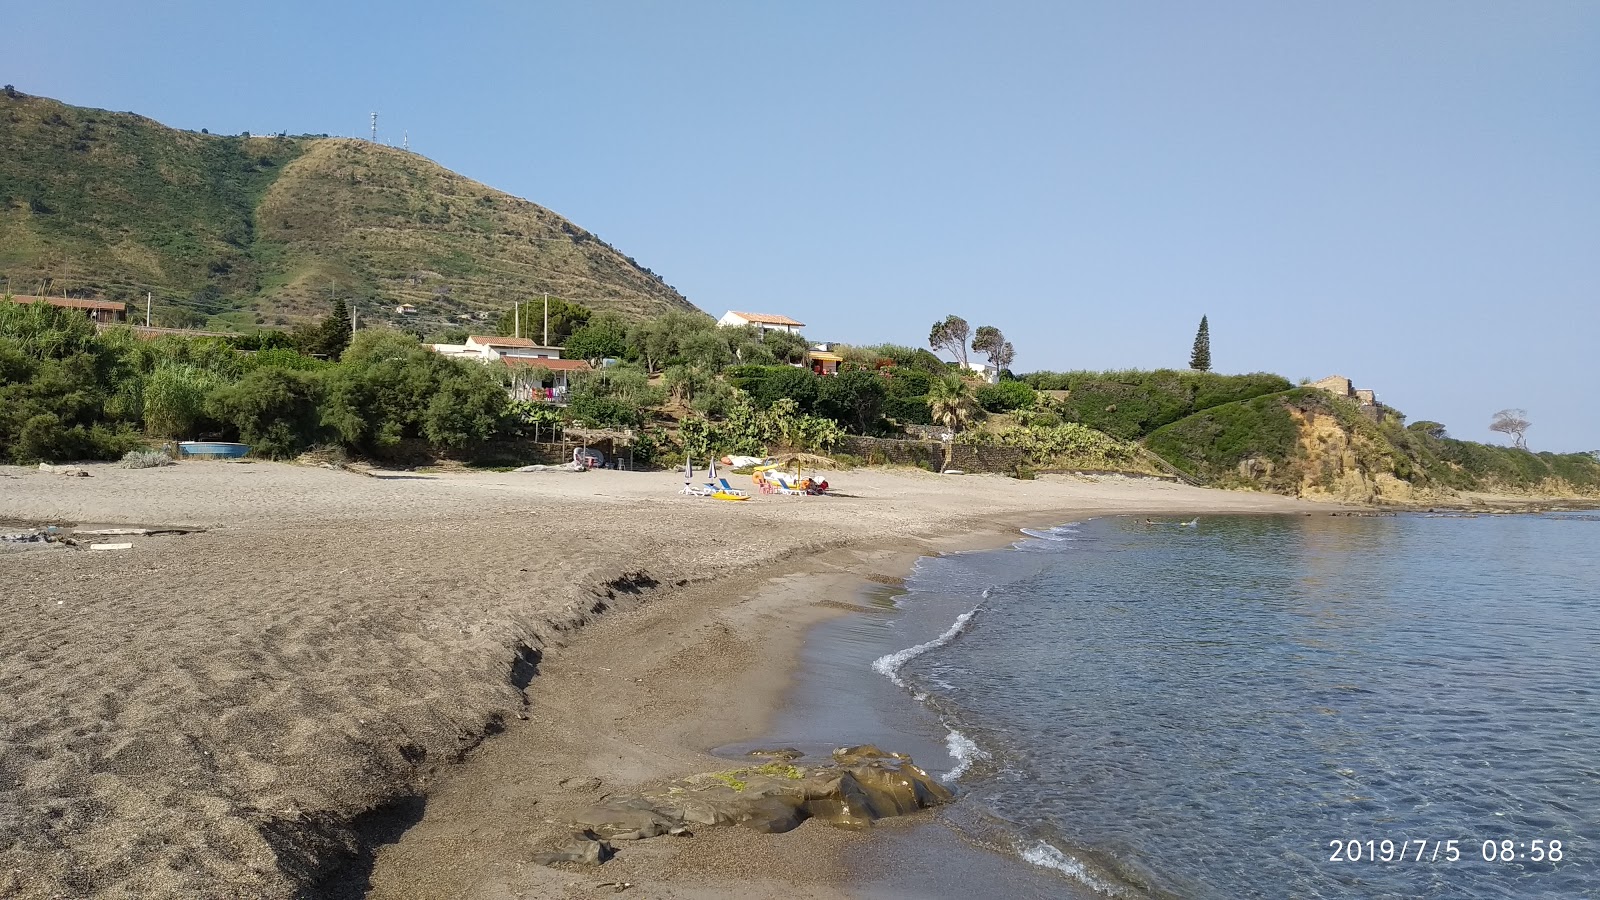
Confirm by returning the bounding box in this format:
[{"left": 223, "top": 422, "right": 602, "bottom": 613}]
[{"left": 534, "top": 745, "right": 952, "bottom": 866}]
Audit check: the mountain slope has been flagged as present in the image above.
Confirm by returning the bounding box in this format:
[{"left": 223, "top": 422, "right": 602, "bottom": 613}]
[{"left": 0, "top": 88, "right": 696, "bottom": 329}]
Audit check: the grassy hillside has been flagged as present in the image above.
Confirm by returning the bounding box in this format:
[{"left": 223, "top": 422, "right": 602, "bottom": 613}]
[
  {"left": 1145, "top": 388, "right": 1600, "bottom": 502},
  {"left": 0, "top": 88, "right": 696, "bottom": 331},
  {"left": 1020, "top": 368, "right": 1293, "bottom": 439}
]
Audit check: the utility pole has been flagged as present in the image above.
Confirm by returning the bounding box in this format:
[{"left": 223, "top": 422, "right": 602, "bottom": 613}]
[
  {"left": 514, "top": 302, "right": 521, "bottom": 339},
  {"left": 146, "top": 292, "right": 152, "bottom": 327},
  {"left": 543, "top": 293, "right": 549, "bottom": 346}
]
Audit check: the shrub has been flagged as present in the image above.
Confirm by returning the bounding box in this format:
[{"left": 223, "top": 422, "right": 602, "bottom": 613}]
[
  {"left": 566, "top": 394, "right": 643, "bottom": 430},
  {"left": 207, "top": 367, "right": 326, "bottom": 459},
  {"left": 975, "top": 380, "right": 1036, "bottom": 413},
  {"left": 813, "top": 369, "right": 887, "bottom": 434},
  {"left": 423, "top": 364, "right": 508, "bottom": 449},
  {"left": 143, "top": 364, "right": 223, "bottom": 438},
  {"left": 883, "top": 396, "right": 932, "bottom": 425},
  {"left": 120, "top": 449, "right": 174, "bottom": 468}
]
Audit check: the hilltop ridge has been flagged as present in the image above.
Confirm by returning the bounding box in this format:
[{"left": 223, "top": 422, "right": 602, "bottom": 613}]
[{"left": 0, "top": 88, "right": 697, "bottom": 330}]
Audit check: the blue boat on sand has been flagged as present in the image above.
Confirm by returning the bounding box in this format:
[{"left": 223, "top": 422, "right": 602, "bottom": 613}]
[{"left": 177, "top": 441, "right": 252, "bottom": 459}]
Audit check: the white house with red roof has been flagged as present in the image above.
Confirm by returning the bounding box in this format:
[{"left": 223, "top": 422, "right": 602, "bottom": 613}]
[
  {"left": 716, "top": 310, "right": 805, "bottom": 336},
  {"left": 430, "top": 335, "right": 589, "bottom": 401}
]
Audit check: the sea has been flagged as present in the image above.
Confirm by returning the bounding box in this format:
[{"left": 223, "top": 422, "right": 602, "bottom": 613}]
[{"left": 734, "top": 512, "right": 1600, "bottom": 899}]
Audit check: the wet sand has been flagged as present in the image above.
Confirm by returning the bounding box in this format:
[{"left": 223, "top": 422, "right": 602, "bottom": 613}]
[{"left": 0, "top": 461, "right": 1324, "bottom": 899}]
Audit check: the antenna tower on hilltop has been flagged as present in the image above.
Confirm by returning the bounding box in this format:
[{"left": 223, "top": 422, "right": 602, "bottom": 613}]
[
  {"left": 370, "top": 111, "right": 378, "bottom": 142},
  {"left": 403, "top": 130, "right": 409, "bottom": 152}
]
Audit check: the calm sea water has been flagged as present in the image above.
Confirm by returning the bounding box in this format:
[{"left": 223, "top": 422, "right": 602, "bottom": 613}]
[{"left": 871, "top": 513, "right": 1600, "bottom": 899}]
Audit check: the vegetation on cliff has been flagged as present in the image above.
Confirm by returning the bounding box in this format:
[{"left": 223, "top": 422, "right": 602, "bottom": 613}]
[
  {"left": 0, "top": 90, "right": 694, "bottom": 332},
  {"left": 1144, "top": 388, "right": 1600, "bottom": 500}
]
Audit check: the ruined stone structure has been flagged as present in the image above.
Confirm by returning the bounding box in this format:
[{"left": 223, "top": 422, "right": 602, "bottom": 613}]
[{"left": 1309, "top": 375, "right": 1392, "bottom": 423}]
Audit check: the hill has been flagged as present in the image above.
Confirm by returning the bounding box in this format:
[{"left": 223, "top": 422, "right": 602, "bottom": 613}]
[
  {"left": 0, "top": 88, "right": 697, "bottom": 331},
  {"left": 1144, "top": 388, "right": 1600, "bottom": 503}
]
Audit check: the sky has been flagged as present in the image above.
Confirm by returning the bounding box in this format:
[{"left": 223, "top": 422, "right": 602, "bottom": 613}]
[{"left": 10, "top": 1, "right": 1599, "bottom": 450}]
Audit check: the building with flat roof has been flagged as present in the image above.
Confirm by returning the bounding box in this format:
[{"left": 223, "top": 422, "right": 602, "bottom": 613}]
[{"left": 8, "top": 295, "right": 127, "bottom": 324}]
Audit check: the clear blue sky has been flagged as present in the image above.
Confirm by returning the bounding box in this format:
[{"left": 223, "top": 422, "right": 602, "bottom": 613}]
[{"left": 12, "top": 1, "right": 1599, "bottom": 450}]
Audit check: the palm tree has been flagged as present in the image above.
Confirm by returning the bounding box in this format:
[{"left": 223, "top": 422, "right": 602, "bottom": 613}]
[{"left": 927, "top": 374, "right": 978, "bottom": 470}]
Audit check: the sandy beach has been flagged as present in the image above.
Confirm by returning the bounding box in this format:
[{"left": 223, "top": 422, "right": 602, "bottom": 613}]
[{"left": 1, "top": 460, "right": 1326, "bottom": 899}]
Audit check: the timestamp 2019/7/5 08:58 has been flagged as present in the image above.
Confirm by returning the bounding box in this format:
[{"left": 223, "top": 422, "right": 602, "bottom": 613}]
[{"left": 1327, "top": 839, "right": 1564, "bottom": 864}]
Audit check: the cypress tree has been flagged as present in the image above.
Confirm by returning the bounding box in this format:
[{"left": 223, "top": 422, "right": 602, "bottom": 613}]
[
  {"left": 1189, "top": 315, "right": 1211, "bottom": 372},
  {"left": 319, "top": 298, "right": 352, "bottom": 360}
]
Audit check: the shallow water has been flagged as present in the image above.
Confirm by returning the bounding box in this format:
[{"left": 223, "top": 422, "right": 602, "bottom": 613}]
[{"left": 887, "top": 513, "right": 1600, "bottom": 898}]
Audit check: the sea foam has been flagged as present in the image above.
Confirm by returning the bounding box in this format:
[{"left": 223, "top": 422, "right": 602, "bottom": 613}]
[
  {"left": 870, "top": 606, "right": 980, "bottom": 688},
  {"left": 1017, "top": 840, "right": 1127, "bottom": 896},
  {"left": 940, "top": 729, "right": 989, "bottom": 783}
]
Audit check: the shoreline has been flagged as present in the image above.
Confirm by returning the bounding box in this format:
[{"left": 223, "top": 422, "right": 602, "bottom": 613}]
[
  {"left": 0, "top": 461, "right": 1486, "bottom": 898},
  {"left": 353, "top": 506, "right": 1328, "bottom": 899}
]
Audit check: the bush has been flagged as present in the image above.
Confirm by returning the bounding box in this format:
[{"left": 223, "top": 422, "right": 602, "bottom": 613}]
[
  {"left": 883, "top": 396, "right": 932, "bottom": 425},
  {"left": 567, "top": 394, "right": 643, "bottom": 430},
  {"left": 206, "top": 367, "right": 326, "bottom": 459},
  {"left": 975, "top": 380, "right": 1036, "bottom": 413},
  {"left": 120, "top": 449, "right": 174, "bottom": 468},
  {"left": 813, "top": 369, "right": 887, "bottom": 434},
  {"left": 143, "top": 364, "right": 223, "bottom": 438}
]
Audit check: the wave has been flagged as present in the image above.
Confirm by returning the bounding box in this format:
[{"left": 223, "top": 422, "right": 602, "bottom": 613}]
[
  {"left": 940, "top": 728, "right": 989, "bottom": 783},
  {"left": 1018, "top": 840, "right": 1135, "bottom": 897},
  {"left": 1021, "top": 525, "right": 1080, "bottom": 541},
  {"left": 870, "top": 605, "right": 981, "bottom": 689}
]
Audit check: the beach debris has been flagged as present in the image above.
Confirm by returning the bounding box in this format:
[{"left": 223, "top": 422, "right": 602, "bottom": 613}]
[
  {"left": 746, "top": 747, "right": 803, "bottom": 761},
  {"left": 1, "top": 530, "right": 51, "bottom": 544},
  {"left": 72, "top": 526, "right": 202, "bottom": 537},
  {"left": 514, "top": 461, "right": 586, "bottom": 473},
  {"left": 37, "top": 463, "right": 91, "bottom": 477},
  {"left": 533, "top": 745, "right": 952, "bottom": 866},
  {"left": 89, "top": 542, "right": 134, "bottom": 551},
  {"left": 530, "top": 831, "right": 613, "bottom": 866}
]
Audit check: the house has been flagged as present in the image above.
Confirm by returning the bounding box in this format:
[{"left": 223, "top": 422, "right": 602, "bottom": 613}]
[
  {"left": 450, "top": 335, "right": 565, "bottom": 360},
  {"left": 964, "top": 361, "right": 1001, "bottom": 384},
  {"left": 430, "top": 335, "right": 587, "bottom": 401},
  {"left": 716, "top": 311, "right": 805, "bottom": 336},
  {"left": 501, "top": 357, "right": 591, "bottom": 402},
  {"left": 10, "top": 295, "right": 127, "bottom": 324},
  {"left": 395, "top": 304, "right": 417, "bottom": 315},
  {"left": 805, "top": 343, "right": 843, "bottom": 376}
]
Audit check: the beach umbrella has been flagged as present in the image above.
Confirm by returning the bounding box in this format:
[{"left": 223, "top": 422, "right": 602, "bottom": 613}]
[
  {"left": 684, "top": 453, "right": 694, "bottom": 481},
  {"left": 708, "top": 457, "right": 718, "bottom": 483},
  {"left": 774, "top": 452, "right": 836, "bottom": 476}
]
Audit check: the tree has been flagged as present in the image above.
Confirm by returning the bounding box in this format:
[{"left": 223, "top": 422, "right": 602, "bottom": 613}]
[
  {"left": 972, "top": 325, "right": 1013, "bottom": 370},
  {"left": 1189, "top": 315, "right": 1211, "bottom": 372},
  {"left": 1489, "top": 408, "right": 1531, "bottom": 449},
  {"left": 565, "top": 316, "right": 628, "bottom": 366},
  {"left": 317, "top": 298, "right": 352, "bottom": 360},
  {"left": 497, "top": 296, "right": 590, "bottom": 344},
  {"left": 929, "top": 315, "right": 971, "bottom": 367},
  {"left": 927, "top": 374, "right": 979, "bottom": 470},
  {"left": 995, "top": 341, "right": 1014, "bottom": 373}
]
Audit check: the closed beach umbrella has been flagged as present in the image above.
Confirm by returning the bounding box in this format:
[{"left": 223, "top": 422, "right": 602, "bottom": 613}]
[
  {"left": 708, "top": 457, "right": 718, "bottom": 483},
  {"left": 684, "top": 453, "right": 694, "bottom": 481}
]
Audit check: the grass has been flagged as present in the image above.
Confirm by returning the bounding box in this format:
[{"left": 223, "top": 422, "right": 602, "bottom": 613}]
[{"left": 0, "top": 90, "right": 698, "bottom": 332}]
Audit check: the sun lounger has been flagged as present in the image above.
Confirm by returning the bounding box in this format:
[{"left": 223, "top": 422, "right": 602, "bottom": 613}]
[{"left": 715, "top": 478, "right": 750, "bottom": 498}]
